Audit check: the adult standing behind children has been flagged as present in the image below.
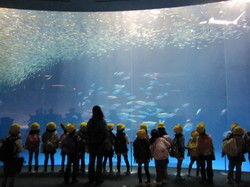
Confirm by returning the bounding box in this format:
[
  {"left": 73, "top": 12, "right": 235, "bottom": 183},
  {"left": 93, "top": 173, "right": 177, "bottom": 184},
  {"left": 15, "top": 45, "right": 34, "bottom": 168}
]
[
  {"left": 87, "top": 105, "right": 109, "bottom": 185},
  {"left": 25, "top": 122, "right": 41, "bottom": 174},
  {"left": 41, "top": 122, "right": 59, "bottom": 173},
  {"left": 1, "top": 123, "right": 24, "bottom": 187},
  {"left": 196, "top": 122, "right": 215, "bottom": 184}
]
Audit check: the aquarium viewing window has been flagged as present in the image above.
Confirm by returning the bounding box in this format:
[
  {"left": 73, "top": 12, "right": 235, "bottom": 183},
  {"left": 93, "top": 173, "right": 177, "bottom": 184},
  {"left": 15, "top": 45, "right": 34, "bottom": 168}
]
[{"left": 0, "top": 0, "right": 249, "bottom": 171}]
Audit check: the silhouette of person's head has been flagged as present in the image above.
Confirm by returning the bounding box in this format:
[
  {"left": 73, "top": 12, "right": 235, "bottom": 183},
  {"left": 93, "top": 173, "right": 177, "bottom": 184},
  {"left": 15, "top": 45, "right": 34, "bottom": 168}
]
[{"left": 92, "top": 105, "right": 104, "bottom": 120}]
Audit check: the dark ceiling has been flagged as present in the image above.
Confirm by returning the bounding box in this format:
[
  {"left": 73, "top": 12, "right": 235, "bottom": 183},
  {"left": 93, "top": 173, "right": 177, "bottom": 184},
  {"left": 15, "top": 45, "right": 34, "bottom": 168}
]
[{"left": 0, "top": 0, "right": 227, "bottom": 12}]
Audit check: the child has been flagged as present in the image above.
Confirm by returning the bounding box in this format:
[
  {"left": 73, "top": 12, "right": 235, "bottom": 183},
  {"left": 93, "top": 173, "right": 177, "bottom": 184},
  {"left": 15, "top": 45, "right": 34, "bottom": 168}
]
[
  {"left": 114, "top": 123, "right": 130, "bottom": 175},
  {"left": 62, "top": 123, "right": 79, "bottom": 184},
  {"left": 133, "top": 129, "right": 151, "bottom": 184},
  {"left": 25, "top": 122, "right": 41, "bottom": 173},
  {"left": 226, "top": 126, "right": 246, "bottom": 185},
  {"left": 196, "top": 122, "right": 215, "bottom": 184},
  {"left": 103, "top": 123, "right": 115, "bottom": 174},
  {"left": 58, "top": 123, "right": 68, "bottom": 173},
  {"left": 157, "top": 122, "right": 171, "bottom": 175},
  {"left": 244, "top": 131, "right": 250, "bottom": 162},
  {"left": 150, "top": 129, "right": 171, "bottom": 185},
  {"left": 172, "top": 124, "right": 185, "bottom": 177},
  {"left": 76, "top": 122, "right": 88, "bottom": 173},
  {"left": 41, "top": 122, "right": 59, "bottom": 173},
  {"left": 140, "top": 123, "right": 150, "bottom": 140},
  {"left": 1, "top": 123, "right": 24, "bottom": 187},
  {"left": 187, "top": 130, "right": 200, "bottom": 177}
]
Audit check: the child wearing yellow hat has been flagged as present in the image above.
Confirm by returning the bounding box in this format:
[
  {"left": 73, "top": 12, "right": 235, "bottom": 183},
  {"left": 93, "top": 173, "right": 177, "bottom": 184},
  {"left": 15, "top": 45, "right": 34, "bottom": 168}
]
[
  {"left": 196, "top": 122, "right": 214, "bottom": 184},
  {"left": 1, "top": 123, "right": 24, "bottom": 187},
  {"left": 187, "top": 130, "right": 200, "bottom": 177},
  {"left": 76, "top": 122, "right": 88, "bottom": 174},
  {"left": 114, "top": 123, "right": 130, "bottom": 175},
  {"left": 226, "top": 126, "right": 246, "bottom": 185},
  {"left": 25, "top": 122, "right": 41, "bottom": 173},
  {"left": 171, "top": 124, "right": 185, "bottom": 177},
  {"left": 103, "top": 123, "right": 116, "bottom": 174},
  {"left": 62, "top": 123, "right": 78, "bottom": 184},
  {"left": 41, "top": 122, "right": 59, "bottom": 173},
  {"left": 133, "top": 129, "right": 151, "bottom": 184}
]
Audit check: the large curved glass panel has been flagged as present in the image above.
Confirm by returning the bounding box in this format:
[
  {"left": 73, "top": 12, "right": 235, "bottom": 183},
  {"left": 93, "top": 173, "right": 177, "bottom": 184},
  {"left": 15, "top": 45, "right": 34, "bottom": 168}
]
[{"left": 0, "top": 0, "right": 249, "bottom": 171}]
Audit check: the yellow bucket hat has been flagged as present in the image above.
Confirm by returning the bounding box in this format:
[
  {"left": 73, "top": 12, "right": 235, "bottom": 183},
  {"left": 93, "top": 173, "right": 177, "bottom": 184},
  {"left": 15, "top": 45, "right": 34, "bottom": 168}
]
[
  {"left": 140, "top": 123, "right": 148, "bottom": 130},
  {"left": 65, "top": 123, "right": 77, "bottom": 133},
  {"left": 46, "top": 122, "right": 56, "bottom": 131},
  {"left": 157, "top": 122, "right": 165, "bottom": 129},
  {"left": 231, "top": 122, "right": 239, "bottom": 131},
  {"left": 30, "top": 122, "right": 40, "bottom": 131},
  {"left": 233, "top": 126, "right": 245, "bottom": 136},
  {"left": 137, "top": 129, "right": 146, "bottom": 139},
  {"left": 196, "top": 122, "right": 206, "bottom": 134},
  {"left": 191, "top": 130, "right": 199, "bottom": 139},
  {"left": 107, "top": 123, "right": 114, "bottom": 130},
  {"left": 10, "top": 123, "right": 21, "bottom": 135},
  {"left": 173, "top": 124, "right": 182, "bottom": 134},
  {"left": 80, "top": 122, "right": 87, "bottom": 130},
  {"left": 117, "top": 123, "right": 125, "bottom": 131}
]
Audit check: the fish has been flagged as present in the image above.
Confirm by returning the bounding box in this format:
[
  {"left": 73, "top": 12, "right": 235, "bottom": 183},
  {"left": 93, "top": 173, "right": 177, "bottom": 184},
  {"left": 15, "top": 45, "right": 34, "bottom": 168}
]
[
  {"left": 200, "top": 11, "right": 246, "bottom": 26},
  {"left": 121, "top": 76, "right": 130, "bottom": 81},
  {"left": 183, "top": 122, "right": 194, "bottom": 132},
  {"left": 107, "top": 95, "right": 117, "bottom": 99},
  {"left": 143, "top": 121, "right": 157, "bottom": 127},
  {"left": 182, "top": 103, "right": 190, "bottom": 108},
  {"left": 157, "top": 112, "right": 176, "bottom": 118},
  {"left": 220, "top": 109, "right": 227, "bottom": 115},
  {"left": 196, "top": 108, "right": 202, "bottom": 115}
]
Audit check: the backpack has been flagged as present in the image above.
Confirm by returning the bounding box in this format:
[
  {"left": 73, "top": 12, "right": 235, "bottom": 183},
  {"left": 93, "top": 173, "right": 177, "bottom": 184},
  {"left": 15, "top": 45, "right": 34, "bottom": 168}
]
[
  {"left": 114, "top": 133, "right": 127, "bottom": 153},
  {"left": 169, "top": 138, "right": 179, "bottom": 158},
  {"left": 25, "top": 134, "right": 40, "bottom": 151},
  {"left": 222, "top": 138, "right": 238, "bottom": 157},
  {"left": 197, "top": 134, "right": 213, "bottom": 156},
  {"left": 0, "top": 138, "right": 18, "bottom": 162},
  {"left": 187, "top": 139, "right": 199, "bottom": 157},
  {"left": 62, "top": 135, "right": 76, "bottom": 154},
  {"left": 133, "top": 139, "right": 151, "bottom": 161}
]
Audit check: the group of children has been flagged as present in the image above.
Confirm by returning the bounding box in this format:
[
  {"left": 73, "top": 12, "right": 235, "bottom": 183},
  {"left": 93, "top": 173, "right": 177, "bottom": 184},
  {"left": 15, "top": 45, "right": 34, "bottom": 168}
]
[{"left": 1, "top": 120, "right": 250, "bottom": 187}]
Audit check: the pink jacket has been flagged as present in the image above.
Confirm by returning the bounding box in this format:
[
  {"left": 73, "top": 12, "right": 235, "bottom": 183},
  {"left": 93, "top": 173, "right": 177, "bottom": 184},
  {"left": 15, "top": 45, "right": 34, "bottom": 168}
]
[{"left": 150, "top": 137, "right": 171, "bottom": 160}]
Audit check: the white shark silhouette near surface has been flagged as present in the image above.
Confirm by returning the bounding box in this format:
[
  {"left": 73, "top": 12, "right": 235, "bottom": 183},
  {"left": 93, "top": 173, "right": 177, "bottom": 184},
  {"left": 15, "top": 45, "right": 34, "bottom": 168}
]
[{"left": 200, "top": 11, "right": 246, "bottom": 25}]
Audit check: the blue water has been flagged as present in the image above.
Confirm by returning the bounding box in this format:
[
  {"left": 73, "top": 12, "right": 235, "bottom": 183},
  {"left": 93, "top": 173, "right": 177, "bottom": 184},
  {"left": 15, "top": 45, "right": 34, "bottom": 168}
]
[{"left": 0, "top": 1, "right": 250, "bottom": 172}]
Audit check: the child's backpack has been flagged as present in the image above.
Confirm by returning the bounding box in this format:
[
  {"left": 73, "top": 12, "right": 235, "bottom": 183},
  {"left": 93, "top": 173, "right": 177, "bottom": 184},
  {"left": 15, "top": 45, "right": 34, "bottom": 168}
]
[
  {"left": 114, "top": 133, "right": 127, "bottom": 153},
  {"left": 0, "top": 138, "right": 18, "bottom": 162},
  {"left": 133, "top": 139, "right": 151, "bottom": 160},
  {"left": 62, "top": 135, "right": 76, "bottom": 154},
  {"left": 197, "top": 134, "right": 213, "bottom": 156},
  {"left": 222, "top": 138, "right": 238, "bottom": 157},
  {"left": 25, "top": 134, "right": 40, "bottom": 151},
  {"left": 188, "top": 139, "right": 199, "bottom": 157},
  {"left": 169, "top": 138, "right": 179, "bottom": 158}
]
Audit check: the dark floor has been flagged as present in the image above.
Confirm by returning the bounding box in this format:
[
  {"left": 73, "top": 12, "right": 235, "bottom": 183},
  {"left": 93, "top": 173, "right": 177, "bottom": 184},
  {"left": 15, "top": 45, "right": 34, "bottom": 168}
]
[{"left": 1, "top": 166, "right": 250, "bottom": 187}]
